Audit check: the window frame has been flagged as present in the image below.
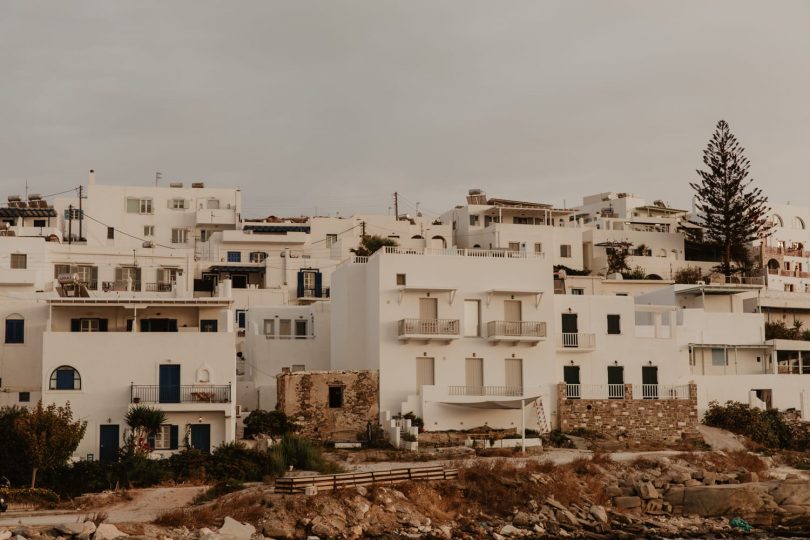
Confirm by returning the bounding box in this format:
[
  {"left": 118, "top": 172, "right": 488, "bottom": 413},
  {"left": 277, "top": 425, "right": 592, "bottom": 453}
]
[
  {"left": 171, "top": 228, "right": 188, "bottom": 244},
  {"left": 560, "top": 244, "right": 572, "bottom": 258},
  {"left": 4, "top": 317, "right": 24, "bottom": 344},
  {"left": 606, "top": 314, "right": 621, "bottom": 335},
  {"left": 171, "top": 198, "right": 187, "bottom": 210},
  {"left": 263, "top": 319, "right": 275, "bottom": 337},
  {"left": 143, "top": 225, "right": 155, "bottom": 237},
  {"left": 10, "top": 253, "right": 27, "bottom": 269},
  {"left": 154, "top": 424, "right": 172, "bottom": 450},
  {"left": 328, "top": 385, "right": 344, "bottom": 408},
  {"left": 227, "top": 251, "right": 241, "bottom": 263},
  {"left": 49, "top": 366, "right": 81, "bottom": 390},
  {"left": 294, "top": 319, "right": 308, "bottom": 339}
]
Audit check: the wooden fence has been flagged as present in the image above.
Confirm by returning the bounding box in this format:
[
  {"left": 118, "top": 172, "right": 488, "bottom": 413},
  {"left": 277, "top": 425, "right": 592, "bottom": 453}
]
[{"left": 274, "top": 465, "right": 458, "bottom": 494}]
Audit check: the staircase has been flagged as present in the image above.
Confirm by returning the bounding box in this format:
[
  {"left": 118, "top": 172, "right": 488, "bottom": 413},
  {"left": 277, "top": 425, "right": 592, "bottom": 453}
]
[{"left": 532, "top": 397, "right": 550, "bottom": 434}]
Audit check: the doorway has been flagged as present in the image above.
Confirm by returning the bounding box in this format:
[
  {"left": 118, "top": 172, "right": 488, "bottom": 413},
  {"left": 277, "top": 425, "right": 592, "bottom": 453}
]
[
  {"left": 465, "top": 358, "right": 484, "bottom": 395},
  {"left": 99, "top": 425, "right": 120, "bottom": 462},
  {"left": 190, "top": 424, "right": 211, "bottom": 453},
  {"left": 642, "top": 365, "right": 659, "bottom": 399},
  {"left": 561, "top": 313, "right": 579, "bottom": 347},
  {"left": 607, "top": 365, "right": 624, "bottom": 399},
  {"left": 159, "top": 364, "right": 181, "bottom": 404}
]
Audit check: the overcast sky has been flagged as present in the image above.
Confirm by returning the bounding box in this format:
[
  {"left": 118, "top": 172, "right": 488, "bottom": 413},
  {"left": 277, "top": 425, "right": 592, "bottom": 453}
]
[{"left": 1, "top": 1, "right": 808, "bottom": 219}]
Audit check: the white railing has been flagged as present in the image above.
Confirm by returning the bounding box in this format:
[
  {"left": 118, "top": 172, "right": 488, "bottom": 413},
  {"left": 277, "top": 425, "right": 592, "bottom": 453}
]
[
  {"left": 557, "top": 333, "right": 596, "bottom": 349},
  {"left": 487, "top": 320, "right": 547, "bottom": 338},
  {"left": 352, "top": 256, "right": 369, "bottom": 264},
  {"left": 448, "top": 385, "right": 523, "bottom": 397},
  {"left": 565, "top": 384, "right": 623, "bottom": 399},
  {"left": 382, "top": 246, "right": 543, "bottom": 259},
  {"left": 637, "top": 384, "right": 690, "bottom": 400},
  {"left": 398, "top": 318, "right": 460, "bottom": 336},
  {"left": 708, "top": 275, "right": 765, "bottom": 286}
]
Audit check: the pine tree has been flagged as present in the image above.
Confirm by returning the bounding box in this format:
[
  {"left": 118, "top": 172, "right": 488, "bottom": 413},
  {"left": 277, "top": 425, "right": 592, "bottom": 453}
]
[{"left": 690, "top": 120, "right": 771, "bottom": 276}]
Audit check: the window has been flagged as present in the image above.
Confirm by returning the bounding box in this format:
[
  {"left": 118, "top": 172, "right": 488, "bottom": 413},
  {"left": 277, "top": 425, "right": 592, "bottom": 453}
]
[
  {"left": 107, "top": 227, "right": 115, "bottom": 240},
  {"left": 18, "top": 392, "right": 30, "bottom": 403},
  {"left": 10, "top": 254, "right": 27, "bottom": 269},
  {"left": 396, "top": 274, "right": 407, "bottom": 286},
  {"left": 171, "top": 228, "right": 188, "bottom": 244},
  {"left": 508, "top": 242, "right": 520, "bottom": 252},
  {"left": 469, "top": 215, "right": 479, "bottom": 226},
  {"left": 279, "top": 319, "right": 291, "bottom": 338},
  {"left": 325, "top": 234, "right": 338, "bottom": 247},
  {"left": 5, "top": 317, "right": 24, "bottom": 344},
  {"left": 81, "top": 318, "right": 100, "bottom": 332},
  {"left": 328, "top": 386, "right": 344, "bottom": 408},
  {"left": 171, "top": 198, "right": 187, "bottom": 210},
  {"left": 143, "top": 225, "right": 154, "bottom": 237},
  {"left": 154, "top": 425, "right": 172, "bottom": 449},
  {"left": 263, "top": 319, "right": 275, "bottom": 336},
  {"left": 560, "top": 244, "right": 572, "bottom": 258},
  {"left": 298, "top": 269, "right": 322, "bottom": 298},
  {"left": 534, "top": 243, "right": 543, "bottom": 254},
  {"left": 249, "top": 251, "right": 267, "bottom": 263},
  {"left": 126, "top": 198, "right": 153, "bottom": 214},
  {"left": 607, "top": 314, "right": 621, "bottom": 335},
  {"left": 200, "top": 319, "right": 218, "bottom": 332},
  {"left": 513, "top": 216, "right": 531, "bottom": 225},
  {"left": 227, "top": 251, "right": 241, "bottom": 263},
  {"left": 235, "top": 310, "right": 246, "bottom": 329},
  {"left": 711, "top": 348, "right": 727, "bottom": 367},
  {"left": 33, "top": 219, "right": 46, "bottom": 227},
  {"left": 294, "top": 319, "right": 308, "bottom": 338},
  {"left": 570, "top": 288, "right": 585, "bottom": 295},
  {"left": 49, "top": 366, "right": 81, "bottom": 390},
  {"left": 54, "top": 264, "right": 71, "bottom": 278}
]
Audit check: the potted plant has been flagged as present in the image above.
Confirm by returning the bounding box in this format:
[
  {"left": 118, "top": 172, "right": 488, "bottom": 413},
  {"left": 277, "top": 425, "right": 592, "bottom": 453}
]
[{"left": 401, "top": 432, "right": 418, "bottom": 452}]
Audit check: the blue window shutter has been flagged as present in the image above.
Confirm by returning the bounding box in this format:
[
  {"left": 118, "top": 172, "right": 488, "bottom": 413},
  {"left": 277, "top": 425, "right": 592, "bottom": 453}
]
[
  {"left": 315, "top": 272, "right": 323, "bottom": 297},
  {"left": 56, "top": 368, "right": 74, "bottom": 390},
  {"left": 297, "top": 271, "right": 304, "bottom": 298},
  {"left": 98, "top": 319, "right": 108, "bottom": 332},
  {"left": 5, "top": 320, "right": 23, "bottom": 343},
  {"left": 170, "top": 425, "right": 179, "bottom": 449},
  {"left": 71, "top": 319, "right": 81, "bottom": 332}
]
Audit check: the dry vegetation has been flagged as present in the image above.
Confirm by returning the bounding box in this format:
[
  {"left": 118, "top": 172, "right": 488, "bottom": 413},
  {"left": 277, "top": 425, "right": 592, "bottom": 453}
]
[{"left": 676, "top": 450, "right": 768, "bottom": 475}]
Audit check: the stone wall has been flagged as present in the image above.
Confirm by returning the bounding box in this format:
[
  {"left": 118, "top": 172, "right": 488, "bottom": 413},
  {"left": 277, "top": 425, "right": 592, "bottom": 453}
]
[
  {"left": 277, "top": 370, "right": 379, "bottom": 442},
  {"left": 557, "top": 383, "right": 698, "bottom": 441}
]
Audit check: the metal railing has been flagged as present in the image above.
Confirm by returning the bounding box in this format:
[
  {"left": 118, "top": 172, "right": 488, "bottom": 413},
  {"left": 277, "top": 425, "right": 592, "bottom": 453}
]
[
  {"left": 352, "top": 256, "right": 369, "bottom": 263},
  {"left": 762, "top": 246, "right": 810, "bottom": 259},
  {"left": 708, "top": 275, "right": 765, "bottom": 286},
  {"left": 398, "top": 318, "right": 460, "bottom": 336},
  {"left": 487, "top": 320, "right": 547, "bottom": 338},
  {"left": 102, "top": 280, "right": 142, "bottom": 292},
  {"left": 144, "top": 282, "right": 174, "bottom": 292},
  {"left": 638, "top": 384, "right": 690, "bottom": 400},
  {"left": 557, "top": 333, "right": 596, "bottom": 349},
  {"left": 130, "top": 384, "right": 231, "bottom": 404},
  {"left": 448, "top": 385, "right": 523, "bottom": 397},
  {"left": 382, "top": 246, "right": 543, "bottom": 259},
  {"left": 564, "top": 384, "right": 624, "bottom": 400}
]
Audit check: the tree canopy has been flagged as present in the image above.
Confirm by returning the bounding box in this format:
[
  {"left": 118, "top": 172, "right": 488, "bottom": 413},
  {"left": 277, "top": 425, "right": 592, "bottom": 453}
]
[
  {"left": 352, "top": 235, "right": 398, "bottom": 257},
  {"left": 689, "top": 120, "right": 771, "bottom": 276}
]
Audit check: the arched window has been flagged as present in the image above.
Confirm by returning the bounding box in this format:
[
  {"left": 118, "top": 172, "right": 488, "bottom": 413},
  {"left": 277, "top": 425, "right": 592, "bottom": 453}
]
[
  {"left": 411, "top": 235, "right": 424, "bottom": 240},
  {"left": 4, "top": 314, "right": 24, "bottom": 344},
  {"left": 196, "top": 367, "right": 211, "bottom": 383},
  {"left": 49, "top": 366, "right": 81, "bottom": 390},
  {"left": 794, "top": 217, "right": 806, "bottom": 230},
  {"left": 430, "top": 235, "right": 447, "bottom": 249},
  {"left": 772, "top": 214, "right": 784, "bottom": 228}
]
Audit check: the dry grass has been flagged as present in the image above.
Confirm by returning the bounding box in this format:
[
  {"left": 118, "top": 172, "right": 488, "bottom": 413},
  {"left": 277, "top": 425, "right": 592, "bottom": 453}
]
[
  {"left": 154, "top": 491, "right": 267, "bottom": 528},
  {"left": 676, "top": 450, "right": 768, "bottom": 475}
]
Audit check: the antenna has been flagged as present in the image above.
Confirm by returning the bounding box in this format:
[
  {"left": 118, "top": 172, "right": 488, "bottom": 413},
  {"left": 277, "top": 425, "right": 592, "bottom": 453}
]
[{"left": 155, "top": 171, "right": 163, "bottom": 187}]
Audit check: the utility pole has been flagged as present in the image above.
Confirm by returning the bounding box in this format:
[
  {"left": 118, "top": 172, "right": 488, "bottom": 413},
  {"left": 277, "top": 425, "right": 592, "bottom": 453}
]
[
  {"left": 393, "top": 192, "right": 399, "bottom": 221},
  {"left": 361, "top": 220, "right": 366, "bottom": 238},
  {"left": 155, "top": 171, "right": 162, "bottom": 187},
  {"left": 68, "top": 204, "right": 73, "bottom": 245},
  {"left": 78, "top": 185, "right": 83, "bottom": 241}
]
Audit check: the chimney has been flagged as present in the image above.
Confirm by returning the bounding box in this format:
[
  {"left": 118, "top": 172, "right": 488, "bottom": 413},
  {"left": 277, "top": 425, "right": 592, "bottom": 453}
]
[{"left": 88, "top": 169, "right": 96, "bottom": 186}]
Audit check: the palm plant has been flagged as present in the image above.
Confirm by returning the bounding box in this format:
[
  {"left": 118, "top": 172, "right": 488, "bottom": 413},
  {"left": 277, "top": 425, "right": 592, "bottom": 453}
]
[{"left": 125, "top": 405, "right": 166, "bottom": 453}]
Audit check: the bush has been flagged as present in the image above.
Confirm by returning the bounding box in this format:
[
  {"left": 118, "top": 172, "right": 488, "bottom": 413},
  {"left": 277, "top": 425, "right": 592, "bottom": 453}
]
[
  {"left": 0, "top": 487, "right": 60, "bottom": 506},
  {"left": 243, "top": 410, "right": 297, "bottom": 438},
  {"left": 167, "top": 448, "right": 210, "bottom": 482},
  {"left": 271, "top": 435, "right": 341, "bottom": 474},
  {"left": 209, "top": 442, "right": 275, "bottom": 481},
  {"left": 542, "top": 429, "right": 574, "bottom": 448},
  {"left": 674, "top": 266, "right": 704, "bottom": 284},
  {"left": 193, "top": 478, "right": 245, "bottom": 504},
  {"left": 703, "top": 401, "right": 810, "bottom": 451}
]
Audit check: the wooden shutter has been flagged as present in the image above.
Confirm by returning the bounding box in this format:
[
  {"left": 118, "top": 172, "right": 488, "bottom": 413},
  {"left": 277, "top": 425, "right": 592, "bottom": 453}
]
[
  {"left": 71, "top": 319, "right": 81, "bottom": 332},
  {"left": 98, "top": 319, "right": 108, "bottom": 332},
  {"left": 170, "top": 425, "right": 179, "bottom": 449}
]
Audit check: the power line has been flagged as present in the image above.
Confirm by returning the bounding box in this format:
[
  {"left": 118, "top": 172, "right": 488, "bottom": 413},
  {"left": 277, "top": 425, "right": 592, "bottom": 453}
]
[{"left": 81, "top": 211, "right": 177, "bottom": 250}]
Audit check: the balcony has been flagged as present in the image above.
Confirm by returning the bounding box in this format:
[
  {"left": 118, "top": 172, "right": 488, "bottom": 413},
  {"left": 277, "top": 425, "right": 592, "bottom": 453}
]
[
  {"left": 0, "top": 267, "right": 36, "bottom": 285},
  {"left": 131, "top": 384, "right": 231, "bottom": 404},
  {"left": 382, "top": 246, "right": 543, "bottom": 259},
  {"left": 557, "top": 333, "right": 596, "bottom": 351},
  {"left": 563, "top": 383, "right": 690, "bottom": 400},
  {"left": 448, "top": 385, "right": 524, "bottom": 397},
  {"left": 397, "top": 318, "right": 460, "bottom": 342},
  {"left": 486, "top": 321, "right": 547, "bottom": 344}
]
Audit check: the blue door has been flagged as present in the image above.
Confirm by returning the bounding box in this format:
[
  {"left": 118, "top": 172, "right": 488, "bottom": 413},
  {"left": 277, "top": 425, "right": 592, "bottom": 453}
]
[
  {"left": 99, "top": 424, "right": 120, "bottom": 462},
  {"left": 159, "top": 364, "right": 181, "bottom": 403},
  {"left": 190, "top": 424, "right": 211, "bottom": 453}
]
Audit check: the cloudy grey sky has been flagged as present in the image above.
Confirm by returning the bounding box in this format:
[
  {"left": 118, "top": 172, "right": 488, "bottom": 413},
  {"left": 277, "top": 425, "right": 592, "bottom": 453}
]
[{"left": 1, "top": 1, "right": 808, "bottom": 218}]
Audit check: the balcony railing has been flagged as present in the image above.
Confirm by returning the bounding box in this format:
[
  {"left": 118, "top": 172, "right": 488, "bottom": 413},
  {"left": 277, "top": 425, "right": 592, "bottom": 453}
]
[
  {"left": 639, "top": 384, "right": 690, "bottom": 400},
  {"left": 564, "top": 383, "right": 690, "bottom": 400},
  {"left": 448, "top": 385, "right": 523, "bottom": 397},
  {"left": 144, "top": 282, "right": 174, "bottom": 292},
  {"left": 762, "top": 246, "right": 810, "bottom": 259},
  {"left": 557, "top": 333, "right": 596, "bottom": 349},
  {"left": 130, "top": 384, "right": 231, "bottom": 404},
  {"left": 564, "top": 384, "right": 625, "bottom": 400},
  {"left": 487, "top": 320, "right": 547, "bottom": 338},
  {"left": 383, "top": 246, "right": 543, "bottom": 259},
  {"left": 102, "top": 280, "right": 142, "bottom": 292},
  {"left": 398, "top": 318, "right": 460, "bottom": 337},
  {"left": 707, "top": 275, "right": 765, "bottom": 286}
]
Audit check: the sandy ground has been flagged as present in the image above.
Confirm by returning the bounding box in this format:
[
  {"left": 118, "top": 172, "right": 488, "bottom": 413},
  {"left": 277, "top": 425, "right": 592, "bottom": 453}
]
[{"left": 0, "top": 485, "right": 205, "bottom": 527}]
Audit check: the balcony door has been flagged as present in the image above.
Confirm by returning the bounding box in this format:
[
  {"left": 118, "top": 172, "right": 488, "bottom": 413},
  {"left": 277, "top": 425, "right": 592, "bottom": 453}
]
[
  {"left": 99, "top": 424, "right": 120, "bottom": 462},
  {"left": 416, "top": 357, "right": 435, "bottom": 391},
  {"left": 505, "top": 358, "right": 523, "bottom": 392},
  {"left": 419, "top": 297, "right": 437, "bottom": 320},
  {"left": 607, "top": 365, "right": 624, "bottom": 399},
  {"left": 642, "top": 365, "right": 658, "bottom": 399},
  {"left": 159, "top": 364, "right": 181, "bottom": 404},
  {"left": 561, "top": 313, "right": 579, "bottom": 347},
  {"left": 465, "top": 358, "right": 484, "bottom": 394},
  {"left": 190, "top": 424, "right": 211, "bottom": 453},
  {"left": 504, "top": 300, "right": 522, "bottom": 321},
  {"left": 463, "top": 300, "right": 480, "bottom": 337}
]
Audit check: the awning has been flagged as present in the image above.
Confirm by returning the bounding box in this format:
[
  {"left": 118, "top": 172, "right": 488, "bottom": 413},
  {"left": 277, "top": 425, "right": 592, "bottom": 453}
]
[
  {"left": 435, "top": 394, "right": 544, "bottom": 410},
  {"left": 0, "top": 207, "right": 57, "bottom": 218}
]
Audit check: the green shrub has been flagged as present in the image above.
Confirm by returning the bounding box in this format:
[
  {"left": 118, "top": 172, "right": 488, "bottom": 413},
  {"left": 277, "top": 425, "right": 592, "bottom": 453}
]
[
  {"left": 543, "top": 429, "right": 574, "bottom": 448},
  {"left": 0, "top": 487, "right": 60, "bottom": 506},
  {"left": 167, "top": 448, "right": 210, "bottom": 482},
  {"left": 244, "top": 410, "right": 298, "bottom": 438},
  {"left": 703, "top": 401, "right": 810, "bottom": 451},
  {"left": 271, "top": 435, "right": 341, "bottom": 474},
  {"left": 192, "top": 478, "right": 244, "bottom": 504},
  {"left": 209, "top": 442, "right": 272, "bottom": 481}
]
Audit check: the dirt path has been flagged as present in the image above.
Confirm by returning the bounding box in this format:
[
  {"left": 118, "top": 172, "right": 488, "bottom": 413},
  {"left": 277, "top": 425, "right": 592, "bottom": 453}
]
[
  {"left": 0, "top": 486, "right": 206, "bottom": 527},
  {"left": 696, "top": 424, "right": 746, "bottom": 452}
]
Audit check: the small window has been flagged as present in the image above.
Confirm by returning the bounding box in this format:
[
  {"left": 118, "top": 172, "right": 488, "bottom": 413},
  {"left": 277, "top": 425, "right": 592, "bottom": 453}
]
[
  {"left": 570, "top": 288, "right": 584, "bottom": 295},
  {"left": 616, "top": 293, "right": 629, "bottom": 296},
  {"left": 560, "top": 244, "right": 572, "bottom": 258},
  {"left": 328, "top": 386, "right": 344, "bottom": 408},
  {"left": 325, "top": 234, "right": 338, "bottom": 247},
  {"left": 144, "top": 225, "right": 154, "bottom": 237},
  {"left": 171, "top": 198, "right": 187, "bottom": 210},
  {"left": 200, "top": 320, "right": 218, "bottom": 332},
  {"left": 18, "top": 391, "right": 30, "bottom": 402},
  {"left": 711, "top": 348, "right": 727, "bottom": 367},
  {"left": 33, "top": 219, "right": 47, "bottom": 227},
  {"left": 227, "top": 251, "right": 241, "bottom": 263},
  {"left": 107, "top": 227, "right": 115, "bottom": 240},
  {"left": 294, "top": 319, "right": 308, "bottom": 339},
  {"left": 469, "top": 215, "right": 479, "bottom": 226},
  {"left": 171, "top": 228, "right": 188, "bottom": 244},
  {"left": 534, "top": 243, "right": 543, "bottom": 254},
  {"left": 154, "top": 425, "right": 172, "bottom": 449},
  {"left": 5, "top": 317, "right": 24, "bottom": 344},
  {"left": 49, "top": 366, "right": 81, "bottom": 390},
  {"left": 10, "top": 254, "right": 26, "bottom": 269},
  {"left": 396, "top": 273, "right": 407, "bottom": 286},
  {"left": 54, "top": 263, "right": 71, "bottom": 278},
  {"left": 607, "top": 314, "right": 621, "bottom": 335},
  {"left": 249, "top": 251, "right": 267, "bottom": 263},
  {"left": 81, "top": 318, "right": 100, "bottom": 332},
  {"left": 263, "top": 319, "right": 275, "bottom": 336},
  {"left": 126, "top": 198, "right": 153, "bottom": 214},
  {"left": 236, "top": 310, "right": 246, "bottom": 329},
  {"left": 279, "top": 319, "right": 291, "bottom": 338}
]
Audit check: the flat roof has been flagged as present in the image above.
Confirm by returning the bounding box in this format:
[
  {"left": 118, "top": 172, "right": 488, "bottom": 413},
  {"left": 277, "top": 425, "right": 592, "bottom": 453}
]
[
  {"left": 47, "top": 297, "right": 232, "bottom": 306},
  {"left": 676, "top": 284, "right": 762, "bottom": 296}
]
